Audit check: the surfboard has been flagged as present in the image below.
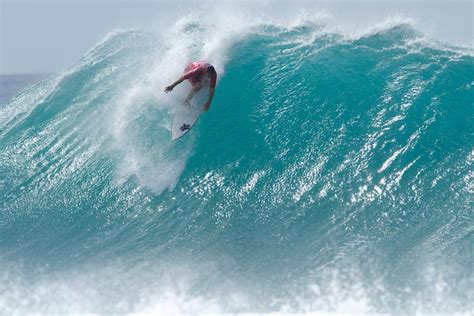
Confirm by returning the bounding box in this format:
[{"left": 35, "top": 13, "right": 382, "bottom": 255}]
[
  {"left": 171, "top": 102, "right": 202, "bottom": 139},
  {"left": 171, "top": 86, "right": 208, "bottom": 140}
]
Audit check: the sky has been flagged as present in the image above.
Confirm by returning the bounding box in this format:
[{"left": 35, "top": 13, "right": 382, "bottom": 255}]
[{"left": 0, "top": 0, "right": 473, "bottom": 74}]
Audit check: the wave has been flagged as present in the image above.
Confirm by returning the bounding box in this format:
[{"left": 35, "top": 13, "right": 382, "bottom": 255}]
[{"left": 0, "top": 16, "right": 473, "bottom": 315}]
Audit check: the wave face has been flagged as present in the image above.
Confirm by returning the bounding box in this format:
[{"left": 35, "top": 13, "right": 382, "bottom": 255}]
[{"left": 1, "top": 18, "right": 473, "bottom": 314}]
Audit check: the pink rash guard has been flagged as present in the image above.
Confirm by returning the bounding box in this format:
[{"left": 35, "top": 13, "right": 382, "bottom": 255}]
[{"left": 183, "top": 61, "right": 217, "bottom": 88}]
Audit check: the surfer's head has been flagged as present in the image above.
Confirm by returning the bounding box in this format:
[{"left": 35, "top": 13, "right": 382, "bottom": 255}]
[{"left": 206, "top": 66, "right": 216, "bottom": 76}]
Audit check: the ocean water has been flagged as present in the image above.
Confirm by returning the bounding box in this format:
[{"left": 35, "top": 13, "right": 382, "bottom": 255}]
[
  {"left": 0, "top": 74, "right": 50, "bottom": 105},
  {"left": 0, "top": 15, "right": 473, "bottom": 315}
]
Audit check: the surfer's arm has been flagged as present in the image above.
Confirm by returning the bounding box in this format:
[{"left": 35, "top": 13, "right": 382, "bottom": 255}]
[
  {"left": 203, "top": 87, "right": 215, "bottom": 111},
  {"left": 164, "top": 76, "right": 185, "bottom": 93}
]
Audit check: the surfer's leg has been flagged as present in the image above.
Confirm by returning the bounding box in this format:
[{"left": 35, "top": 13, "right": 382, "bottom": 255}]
[{"left": 185, "top": 82, "right": 203, "bottom": 103}]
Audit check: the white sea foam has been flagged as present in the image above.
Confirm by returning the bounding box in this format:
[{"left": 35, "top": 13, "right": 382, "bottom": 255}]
[{"left": 1, "top": 259, "right": 468, "bottom": 315}]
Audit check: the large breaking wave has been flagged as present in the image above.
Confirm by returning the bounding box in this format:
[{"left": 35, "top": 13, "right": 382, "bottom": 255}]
[{"left": 1, "top": 15, "right": 473, "bottom": 315}]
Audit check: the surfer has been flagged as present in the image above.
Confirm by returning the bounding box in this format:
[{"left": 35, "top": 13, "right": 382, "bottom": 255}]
[{"left": 164, "top": 61, "right": 217, "bottom": 111}]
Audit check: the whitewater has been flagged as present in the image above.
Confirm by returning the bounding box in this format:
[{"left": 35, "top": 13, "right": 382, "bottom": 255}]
[{"left": 0, "top": 8, "right": 473, "bottom": 315}]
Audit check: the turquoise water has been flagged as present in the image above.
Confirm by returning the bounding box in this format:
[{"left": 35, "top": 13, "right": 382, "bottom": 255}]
[{"left": 1, "top": 19, "right": 473, "bottom": 314}]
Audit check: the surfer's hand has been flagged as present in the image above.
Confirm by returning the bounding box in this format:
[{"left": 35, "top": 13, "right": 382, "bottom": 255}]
[
  {"left": 203, "top": 101, "right": 210, "bottom": 111},
  {"left": 164, "top": 85, "right": 173, "bottom": 93}
]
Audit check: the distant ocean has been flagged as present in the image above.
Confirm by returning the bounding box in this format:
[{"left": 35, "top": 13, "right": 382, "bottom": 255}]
[
  {"left": 0, "top": 15, "right": 473, "bottom": 315},
  {"left": 0, "top": 74, "right": 50, "bottom": 105}
]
